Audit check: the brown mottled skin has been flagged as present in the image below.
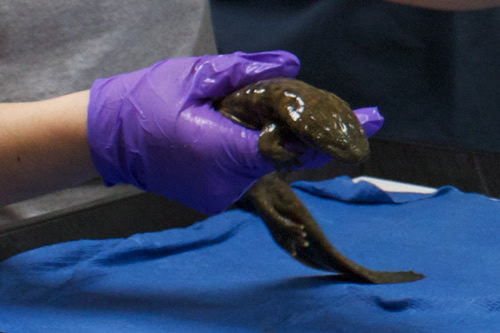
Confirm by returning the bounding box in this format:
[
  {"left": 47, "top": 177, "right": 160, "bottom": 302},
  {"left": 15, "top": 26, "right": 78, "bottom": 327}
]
[
  {"left": 218, "top": 78, "right": 424, "bottom": 284},
  {"left": 218, "top": 78, "right": 369, "bottom": 168}
]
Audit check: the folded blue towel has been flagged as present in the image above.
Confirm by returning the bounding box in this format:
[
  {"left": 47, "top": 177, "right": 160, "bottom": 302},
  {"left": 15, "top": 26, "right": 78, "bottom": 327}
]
[{"left": 1, "top": 177, "right": 499, "bottom": 332}]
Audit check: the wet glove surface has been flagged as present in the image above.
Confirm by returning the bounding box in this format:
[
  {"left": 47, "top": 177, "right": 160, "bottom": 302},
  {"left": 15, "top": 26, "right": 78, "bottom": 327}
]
[{"left": 1, "top": 178, "right": 499, "bottom": 332}]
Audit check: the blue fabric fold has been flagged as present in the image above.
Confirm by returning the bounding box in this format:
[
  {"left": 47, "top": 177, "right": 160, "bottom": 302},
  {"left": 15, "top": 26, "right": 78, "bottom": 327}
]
[
  {"left": 1, "top": 177, "right": 499, "bottom": 332},
  {"left": 292, "top": 175, "right": 454, "bottom": 203}
]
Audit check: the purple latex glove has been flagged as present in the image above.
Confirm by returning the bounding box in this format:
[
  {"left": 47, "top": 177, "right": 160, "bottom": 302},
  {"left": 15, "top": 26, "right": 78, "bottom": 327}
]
[
  {"left": 354, "top": 107, "right": 384, "bottom": 138},
  {"left": 88, "top": 51, "right": 384, "bottom": 214},
  {"left": 88, "top": 51, "right": 300, "bottom": 214}
]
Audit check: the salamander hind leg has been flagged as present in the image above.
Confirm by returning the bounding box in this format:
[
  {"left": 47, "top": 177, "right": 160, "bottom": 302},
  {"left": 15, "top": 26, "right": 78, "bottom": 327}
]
[
  {"left": 244, "top": 173, "right": 346, "bottom": 271},
  {"left": 244, "top": 173, "right": 309, "bottom": 257},
  {"left": 242, "top": 173, "right": 425, "bottom": 284}
]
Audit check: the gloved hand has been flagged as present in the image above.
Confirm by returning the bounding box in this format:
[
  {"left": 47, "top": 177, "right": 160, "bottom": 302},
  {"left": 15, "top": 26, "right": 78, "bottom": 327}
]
[
  {"left": 88, "top": 51, "right": 383, "bottom": 214},
  {"left": 88, "top": 51, "right": 300, "bottom": 214}
]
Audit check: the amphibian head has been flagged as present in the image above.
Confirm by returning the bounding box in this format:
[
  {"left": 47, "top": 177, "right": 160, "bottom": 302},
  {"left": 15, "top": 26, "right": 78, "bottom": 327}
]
[
  {"left": 218, "top": 78, "right": 370, "bottom": 165},
  {"left": 276, "top": 82, "right": 370, "bottom": 163}
]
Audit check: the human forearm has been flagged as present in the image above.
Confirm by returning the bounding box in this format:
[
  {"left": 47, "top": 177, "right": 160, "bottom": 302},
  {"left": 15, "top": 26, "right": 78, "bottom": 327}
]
[
  {"left": 386, "top": 0, "right": 500, "bottom": 10},
  {"left": 0, "top": 91, "right": 99, "bottom": 206}
]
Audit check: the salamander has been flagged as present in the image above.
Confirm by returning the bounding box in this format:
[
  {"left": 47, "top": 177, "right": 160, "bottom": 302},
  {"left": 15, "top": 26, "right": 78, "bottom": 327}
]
[
  {"left": 217, "top": 78, "right": 424, "bottom": 284},
  {"left": 218, "top": 78, "right": 369, "bottom": 168}
]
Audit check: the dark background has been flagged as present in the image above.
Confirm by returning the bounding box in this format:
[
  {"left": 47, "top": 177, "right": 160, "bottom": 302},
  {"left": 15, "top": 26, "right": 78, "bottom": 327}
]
[
  {"left": 210, "top": 0, "right": 500, "bottom": 152},
  {"left": 209, "top": 0, "right": 500, "bottom": 195}
]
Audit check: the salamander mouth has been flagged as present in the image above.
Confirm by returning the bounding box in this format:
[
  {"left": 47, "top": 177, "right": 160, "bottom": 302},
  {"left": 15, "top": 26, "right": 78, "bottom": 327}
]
[{"left": 324, "top": 142, "right": 370, "bottom": 163}]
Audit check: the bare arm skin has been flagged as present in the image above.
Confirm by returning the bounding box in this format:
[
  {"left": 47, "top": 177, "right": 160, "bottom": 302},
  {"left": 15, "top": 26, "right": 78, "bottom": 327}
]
[
  {"left": 386, "top": 0, "right": 500, "bottom": 11},
  {"left": 0, "top": 91, "right": 99, "bottom": 206}
]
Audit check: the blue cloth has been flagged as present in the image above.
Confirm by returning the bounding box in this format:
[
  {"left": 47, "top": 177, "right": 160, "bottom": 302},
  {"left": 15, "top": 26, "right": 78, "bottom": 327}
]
[{"left": 1, "top": 177, "right": 499, "bottom": 332}]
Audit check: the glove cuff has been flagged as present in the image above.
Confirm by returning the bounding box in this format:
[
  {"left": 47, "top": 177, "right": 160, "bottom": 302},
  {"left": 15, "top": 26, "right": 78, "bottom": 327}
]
[{"left": 88, "top": 77, "right": 134, "bottom": 187}]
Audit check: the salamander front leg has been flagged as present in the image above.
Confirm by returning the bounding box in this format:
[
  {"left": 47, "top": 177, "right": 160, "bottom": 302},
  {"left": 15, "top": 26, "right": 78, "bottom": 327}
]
[{"left": 258, "top": 124, "right": 303, "bottom": 169}]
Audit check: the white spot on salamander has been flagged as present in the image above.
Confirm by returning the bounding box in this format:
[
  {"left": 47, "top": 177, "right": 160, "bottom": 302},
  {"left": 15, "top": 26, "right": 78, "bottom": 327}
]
[
  {"left": 284, "top": 91, "right": 305, "bottom": 122},
  {"left": 260, "top": 123, "right": 277, "bottom": 137}
]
